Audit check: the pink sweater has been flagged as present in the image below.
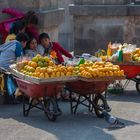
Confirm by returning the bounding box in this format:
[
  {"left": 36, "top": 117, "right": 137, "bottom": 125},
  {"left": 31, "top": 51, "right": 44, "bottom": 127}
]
[{"left": 0, "top": 8, "right": 39, "bottom": 43}]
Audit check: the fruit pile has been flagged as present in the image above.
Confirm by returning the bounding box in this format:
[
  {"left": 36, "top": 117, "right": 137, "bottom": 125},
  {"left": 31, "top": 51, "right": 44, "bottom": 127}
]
[
  {"left": 132, "top": 48, "right": 140, "bottom": 62},
  {"left": 78, "top": 61, "right": 124, "bottom": 78},
  {"left": 18, "top": 55, "right": 75, "bottom": 78},
  {"left": 16, "top": 55, "right": 124, "bottom": 79}
]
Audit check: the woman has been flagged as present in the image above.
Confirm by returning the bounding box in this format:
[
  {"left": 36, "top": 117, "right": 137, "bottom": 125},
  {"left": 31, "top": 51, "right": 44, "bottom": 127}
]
[
  {"left": 5, "top": 20, "right": 25, "bottom": 42},
  {"left": 0, "top": 8, "right": 39, "bottom": 43}
]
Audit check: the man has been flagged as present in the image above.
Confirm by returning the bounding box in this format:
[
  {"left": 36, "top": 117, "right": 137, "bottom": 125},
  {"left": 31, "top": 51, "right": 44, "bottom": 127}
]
[{"left": 0, "top": 32, "right": 29, "bottom": 69}]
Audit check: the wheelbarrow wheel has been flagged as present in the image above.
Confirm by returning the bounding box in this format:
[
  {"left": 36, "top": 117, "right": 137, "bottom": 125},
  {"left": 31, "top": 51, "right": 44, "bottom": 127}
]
[
  {"left": 44, "top": 97, "right": 58, "bottom": 121},
  {"left": 94, "top": 94, "right": 109, "bottom": 118},
  {"left": 136, "top": 82, "right": 140, "bottom": 94}
]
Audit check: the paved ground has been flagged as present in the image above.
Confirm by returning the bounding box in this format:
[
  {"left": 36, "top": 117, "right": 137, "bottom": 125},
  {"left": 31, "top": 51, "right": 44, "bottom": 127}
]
[{"left": 0, "top": 80, "right": 140, "bottom": 140}]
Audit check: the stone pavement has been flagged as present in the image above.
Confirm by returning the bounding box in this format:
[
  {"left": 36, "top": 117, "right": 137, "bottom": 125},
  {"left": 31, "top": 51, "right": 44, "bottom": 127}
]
[{"left": 0, "top": 80, "right": 140, "bottom": 140}]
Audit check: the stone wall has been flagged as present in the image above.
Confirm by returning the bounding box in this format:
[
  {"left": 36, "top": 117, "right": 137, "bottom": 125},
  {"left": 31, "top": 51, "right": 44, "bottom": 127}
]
[
  {"left": 73, "top": 16, "right": 124, "bottom": 54},
  {"left": 74, "top": 0, "right": 127, "bottom": 5},
  {"left": 70, "top": 3, "right": 140, "bottom": 55}
]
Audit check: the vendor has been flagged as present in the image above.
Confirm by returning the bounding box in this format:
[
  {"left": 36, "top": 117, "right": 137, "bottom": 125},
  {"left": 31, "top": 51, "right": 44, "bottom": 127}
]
[{"left": 0, "top": 33, "right": 29, "bottom": 69}]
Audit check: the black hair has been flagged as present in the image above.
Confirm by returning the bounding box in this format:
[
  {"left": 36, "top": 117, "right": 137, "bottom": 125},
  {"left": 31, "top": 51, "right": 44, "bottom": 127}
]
[
  {"left": 10, "top": 20, "right": 25, "bottom": 34},
  {"left": 16, "top": 33, "right": 29, "bottom": 42},
  {"left": 25, "top": 36, "right": 37, "bottom": 49},
  {"left": 39, "top": 33, "right": 50, "bottom": 42},
  {"left": 23, "top": 10, "right": 38, "bottom": 25}
]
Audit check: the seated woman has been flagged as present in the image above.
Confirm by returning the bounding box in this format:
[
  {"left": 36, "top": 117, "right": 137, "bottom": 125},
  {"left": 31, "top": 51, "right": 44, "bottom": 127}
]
[{"left": 24, "top": 37, "right": 43, "bottom": 57}]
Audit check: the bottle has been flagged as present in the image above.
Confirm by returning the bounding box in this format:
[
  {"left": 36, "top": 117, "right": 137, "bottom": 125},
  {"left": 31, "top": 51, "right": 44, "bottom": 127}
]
[
  {"left": 78, "top": 58, "right": 85, "bottom": 66},
  {"left": 118, "top": 49, "right": 123, "bottom": 62}
]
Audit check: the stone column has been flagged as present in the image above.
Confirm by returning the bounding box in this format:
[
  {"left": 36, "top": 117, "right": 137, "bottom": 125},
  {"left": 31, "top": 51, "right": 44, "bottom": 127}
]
[{"left": 58, "top": 0, "right": 74, "bottom": 51}]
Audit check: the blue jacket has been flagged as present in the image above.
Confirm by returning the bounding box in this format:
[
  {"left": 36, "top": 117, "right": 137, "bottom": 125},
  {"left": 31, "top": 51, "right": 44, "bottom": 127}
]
[{"left": 0, "top": 40, "right": 23, "bottom": 69}]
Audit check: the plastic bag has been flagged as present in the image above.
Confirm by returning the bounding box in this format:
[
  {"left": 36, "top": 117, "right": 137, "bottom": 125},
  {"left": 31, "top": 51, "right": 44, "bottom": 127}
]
[{"left": 6, "top": 76, "right": 16, "bottom": 96}]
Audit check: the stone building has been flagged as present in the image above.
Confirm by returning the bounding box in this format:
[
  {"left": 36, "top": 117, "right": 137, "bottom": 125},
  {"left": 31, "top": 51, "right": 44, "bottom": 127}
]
[
  {"left": 1, "top": 0, "right": 140, "bottom": 55},
  {"left": 69, "top": 0, "right": 140, "bottom": 55}
]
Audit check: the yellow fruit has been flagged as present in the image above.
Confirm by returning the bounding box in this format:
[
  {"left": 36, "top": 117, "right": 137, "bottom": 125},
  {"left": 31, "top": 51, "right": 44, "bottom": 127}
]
[
  {"left": 50, "top": 72, "right": 56, "bottom": 78},
  {"left": 45, "top": 73, "right": 49, "bottom": 78},
  {"left": 30, "top": 61, "right": 38, "bottom": 68},
  {"left": 39, "top": 73, "right": 44, "bottom": 78},
  {"left": 61, "top": 72, "right": 65, "bottom": 76},
  {"left": 35, "top": 67, "right": 40, "bottom": 73},
  {"left": 92, "top": 72, "right": 97, "bottom": 77},
  {"left": 40, "top": 67, "right": 46, "bottom": 73},
  {"left": 56, "top": 71, "right": 60, "bottom": 77},
  {"left": 108, "top": 71, "right": 113, "bottom": 76},
  {"left": 39, "top": 57, "right": 45, "bottom": 62},
  {"left": 67, "top": 66, "right": 74, "bottom": 72},
  {"left": 36, "top": 54, "right": 42, "bottom": 59},
  {"left": 38, "top": 61, "right": 44, "bottom": 67},
  {"left": 97, "top": 61, "right": 105, "bottom": 65},
  {"left": 59, "top": 66, "right": 66, "bottom": 72},
  {"left": 66, "top": 72, "right": 72, "bottom": 76},
  {"left": 47, "top": 68, "right": 53, "bottom": 74},
  {"left": 29, "top": 67, "right": 35, "bottom": 72},
  {"left": 74, "top": 66, "right": 79, "bottom": 71},
  {"left": 105, "top": 72, "right": 109, "bottom": 76},
  {"left": 85, "top": 72, "right": 92, "bottom": 78},
  {"left": 32, "top": 57, "right": 38, "bottom": 63},
  {"left": 113, "top": 71, "right": 117, "bottom": 76},
  {"left": 33, "top": 72, "right": 40, "bottom": 77},
  {"left": 44, "top": 56, "right": 51, "bottom": 62},
  {"left": 49, "top": 61, "right": 55, "bottom": 66},
  {"left": 119, "top": 70, "right": 124, "bottom": 76},
  {"left": 28, "top": 61, "right": 32, "bottom": 66},
  {"left": 79, "top": 64, "right": 85, "bottom": 67},
  {"left": 105, "top": 62, "right": 113, "bottom": 65},
  {"left": 79, "top": 66, "right": 85, "bottom": 72}
]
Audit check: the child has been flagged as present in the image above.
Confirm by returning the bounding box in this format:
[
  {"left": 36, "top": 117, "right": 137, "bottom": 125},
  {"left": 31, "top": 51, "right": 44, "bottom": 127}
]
[
  {"left": 38, "top": 33, "right": 76, "bottom": 101},
  {"left": 25, "top": 37, "right": 43, "bottom": 57},
  {"left": 38, "top": 33, "right": 73, "bottom": 64}
]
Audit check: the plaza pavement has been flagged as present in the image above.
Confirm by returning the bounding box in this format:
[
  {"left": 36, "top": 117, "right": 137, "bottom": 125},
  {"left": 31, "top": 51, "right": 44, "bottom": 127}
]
[{"left": 0, "top": 80, "right": 140, "bottom": 140}]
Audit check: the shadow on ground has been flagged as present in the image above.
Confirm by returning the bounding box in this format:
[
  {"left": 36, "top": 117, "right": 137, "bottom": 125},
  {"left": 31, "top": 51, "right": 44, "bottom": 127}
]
[
  {"left": 107, "top": 89, "right": 140, "bottom": 104},
  {"left": 0, "top": 101, "right": 139, "bottom": 140}
]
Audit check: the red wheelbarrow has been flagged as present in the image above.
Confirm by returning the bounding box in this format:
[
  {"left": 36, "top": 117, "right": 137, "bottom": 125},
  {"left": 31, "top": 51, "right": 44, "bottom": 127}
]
[
  {"left": 14, "top": 77, "right": 63, "bottom": 121},
  {"left": 114, "top": 62, "right": 140, "bottom": 94}
]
